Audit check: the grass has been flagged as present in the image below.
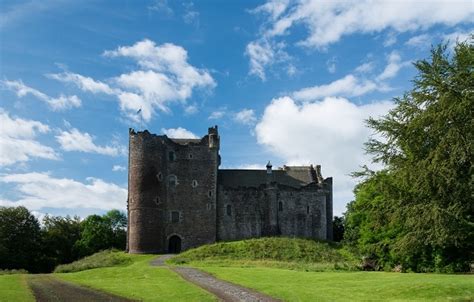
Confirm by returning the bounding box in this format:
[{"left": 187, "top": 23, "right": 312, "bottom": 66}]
[
  {"left": 56, "top": 252, "right": 216, "bottom": 301},
  {"left": 0, "top": 274, "right": 34, "bottom": 302},
  {"left": 169, "top": 237, "right": 359, "bottom": 271},
  {"left": 54, "top": 249, "right": 134, "bottom": 273},
  {"left": 198, "top": 266, "right": 474, "bottom": 301}
]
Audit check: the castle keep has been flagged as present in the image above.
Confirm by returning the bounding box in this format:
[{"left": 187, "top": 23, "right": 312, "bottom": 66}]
[{"left": 127, "top": 126, "right": 333, "bottom": 254}]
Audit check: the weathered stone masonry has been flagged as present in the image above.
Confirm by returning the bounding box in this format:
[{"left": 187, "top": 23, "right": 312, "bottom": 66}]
[{"left": 127, "top": 126, "right": 333, "bottom": 254}]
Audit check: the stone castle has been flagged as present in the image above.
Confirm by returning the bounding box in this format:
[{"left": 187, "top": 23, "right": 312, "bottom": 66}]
[{"left": 127, "top": 126, "right": 333, "bottom": 254}]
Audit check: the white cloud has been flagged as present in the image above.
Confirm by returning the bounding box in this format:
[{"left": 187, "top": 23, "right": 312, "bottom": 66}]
[
  {"left": 234, "top": 109, "right": 257, "bottom": 125},
  {"left": 161, "top": 127, "right": 198, "bottom": 139},
  {"left": 46, "top": 72, "right": 116, "bottom": 95},
  {"left": 49, "top": 39, "right": 215, "bottom": 122},
  {"left": 184, "top": 104, "right": 198, "bottom": 115},
  {"left": 383, "top": 32, "right": 397, "bottom": 47},
  {"left": 208, "top": 110, "right": 226, "bottom": 120},
  {"left": 443, "top": 29, "right": 473, "bottom": 49},
  {"left": 256, "top": 0, "right": 474, "bottom": 48},
  {"left": 292, "top": 75, "right": 378, "bottom": 101},
  {"left": 377, "top": 51, "right": 411, "bottom": 81},
  {"left": 0, "top": 172, "right": 127, "bottom": 211},
  {"left": 247, "top": 0, "right": 473, "bottom": 76},
  {"left": 326, "top": 57, "right": 337, "bottom": 74},
  {"left": 112, "top": 165, "right": 126, "bottom": 172},
  {"left": 55, "top": 128, "right": 125, "bottom": 156},
  {"left": 405, "top": 33, "right": 432, "bottom": 48},
  {"left": 1, "top": 79, "right": 81, "bottom": 111},
  {"left": 255, "top": 96, "right": 394, "bottom": 215},
  {"left": 0, "top": 109, "right": 59, "bottom": 166},
  {"left": 354, "top": 62, "right": 375, "bottom": 74}
]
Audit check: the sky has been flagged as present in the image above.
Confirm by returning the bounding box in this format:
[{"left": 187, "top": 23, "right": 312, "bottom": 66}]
[{"left": 0, "top": 0, "right": 473, "bottom": 220}]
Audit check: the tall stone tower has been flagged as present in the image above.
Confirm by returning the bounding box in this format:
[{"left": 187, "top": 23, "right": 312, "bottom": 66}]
[{"left": 127, "top": 126, "right": 220, "bottom": 253}]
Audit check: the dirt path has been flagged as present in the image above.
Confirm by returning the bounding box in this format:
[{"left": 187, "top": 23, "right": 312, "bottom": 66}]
[
  {"left": 27, "top": 275, "right": 134, "bottom": 302},
  {"left": 151, "top": 255, "right": 280, "bottom": 302}
]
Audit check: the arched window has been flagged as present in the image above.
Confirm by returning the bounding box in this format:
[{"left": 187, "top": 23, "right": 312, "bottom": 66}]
[
  {"left": 278, "top": 201, "right": 283, "bottom": 212},
  {"left": 168, "top": 175, "right": 177, "bottom": 187},
  {"left": 192, "top": 180, "right": 198, "bottom": 188},
  {"left": 156, "top": 172, "right": 163, "bottom": 181},
  {"left": 168, "top": 151, "right": 176, "bottom": 161},
  {"left": 155, "top": 197, "right": 161, "bottom": 205},
  {"left": 226, "top": 204, "right": 232, "bottom": 216}
]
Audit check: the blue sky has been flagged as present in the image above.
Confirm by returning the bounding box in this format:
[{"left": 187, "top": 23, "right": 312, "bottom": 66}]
[{"left": 1, "top": 0, "right": 472, "bottom": 219}]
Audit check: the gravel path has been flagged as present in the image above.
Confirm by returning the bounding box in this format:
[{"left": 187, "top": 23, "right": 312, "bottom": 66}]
[
  {"left": 27, "top": 275, "right": 134, "bottom": 302},
  {"left": 151, "top": 255, "right": 280, "bottom": 302}
]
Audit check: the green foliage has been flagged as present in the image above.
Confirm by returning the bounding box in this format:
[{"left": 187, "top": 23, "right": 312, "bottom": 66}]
[
  {"left": 169, "top": 237, "right": 358, "bottom": 271},
  {"left": 345, "top": 39, "right": 474, "bottom": 272},
  {"left": 56, "top": 254, "right": 214, "bottom": 302},
  {"left": 199, "top": 267, "right": 474, "bottom": 301},
  {"left": 54, "top": 249, "right": 133, "bottom": 273},
  {"left": 42, "top": 215, "right": 82, "bottom": 268},
  {"left": 0, "top": 206, "right": 44, "bottom": 273},
  {"left": 74, "top": 210, "right": 127, "bottom": 257},
  {"left": 332, "top": 216, "right": 345, "bottom": 242}
]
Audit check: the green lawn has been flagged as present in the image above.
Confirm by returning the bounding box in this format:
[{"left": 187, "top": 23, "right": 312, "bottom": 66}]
[
  {"left": 0, "top": 274, "right": 34, "bottom": 302},
  {"left": 197, "top": 266, "right": 474, "bottom": 301},
  {"left": 57, "top": 254, "right": 216, "bottom": 302}
]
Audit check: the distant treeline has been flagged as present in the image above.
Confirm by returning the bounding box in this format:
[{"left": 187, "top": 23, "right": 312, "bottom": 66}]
[
  {"left": 343, "top": 39, "right": 473, "bottom": 273},
  {"left": 0, "top": 206, "right": 126, "bottom": 273}
]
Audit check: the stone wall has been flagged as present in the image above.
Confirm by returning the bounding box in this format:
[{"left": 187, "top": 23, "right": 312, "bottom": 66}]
[{"left": 128, "top": 127, "right": 219, "bottom": 253}]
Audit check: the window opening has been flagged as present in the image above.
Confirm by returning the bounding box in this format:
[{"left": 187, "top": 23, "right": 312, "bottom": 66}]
[
  {"left": 226, "top": 205, "right": 232, "bottom": 216},
  {"left": 278, "top": 201, "right": 283, "bottom": 212},
  {"left": 171, "top": 211, "right": 180, "bottom": 223}
]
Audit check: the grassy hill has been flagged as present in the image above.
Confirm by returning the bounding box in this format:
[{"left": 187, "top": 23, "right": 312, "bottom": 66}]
[{"left": 168, "top": 237, "right": 359, "bottom": 271}]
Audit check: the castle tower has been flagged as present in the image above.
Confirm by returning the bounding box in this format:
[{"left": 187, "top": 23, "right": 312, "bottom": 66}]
[{"left": 127, "top": 126, "right": 220, "bottom": 253}]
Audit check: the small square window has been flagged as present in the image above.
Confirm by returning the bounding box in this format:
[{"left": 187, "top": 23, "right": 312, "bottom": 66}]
[
  {"left": 168, "top": 151, "right": 176, "bottom": 161},
  {"left": 171, "top": 211, "right": 180, "bottom": 223}
]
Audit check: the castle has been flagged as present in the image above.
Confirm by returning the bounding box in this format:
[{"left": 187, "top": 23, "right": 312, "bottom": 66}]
[{"left": 127, "top": 126, "right": 333, "bottom": 254}]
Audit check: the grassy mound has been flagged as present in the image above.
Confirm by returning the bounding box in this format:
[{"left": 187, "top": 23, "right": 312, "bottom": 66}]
[
  {"left": 54, "top": 249, "right": 133, "bottom": 273},
  {"left": 169, "top": 237, "right": 359, "bottom": 271}
]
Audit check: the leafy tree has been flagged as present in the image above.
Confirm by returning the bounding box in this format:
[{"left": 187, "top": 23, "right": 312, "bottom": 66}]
[
  {"left": 74, "top": 210, "right": 127, "bottom": 257},
  {"left": 0, "top": 206, "right": 43, "bottom": 272},
  {"left": 42, "top": 215, "right": 82, "bottom": 265},
  {"left": 332, "top": 216, "right": 345, "bottom": 242},
  {"left": 346, "top": 39, "right": 473, "bottom": 272}
]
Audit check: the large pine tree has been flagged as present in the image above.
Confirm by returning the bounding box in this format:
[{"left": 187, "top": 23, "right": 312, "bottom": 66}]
[{"left": 345, "top": 38, "right": 473, "bottom": 272}]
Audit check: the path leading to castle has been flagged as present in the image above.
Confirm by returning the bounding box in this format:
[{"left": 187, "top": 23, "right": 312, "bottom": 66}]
[
  {"left": 27, "top": 275, "right": 135, "bottom": 302},
  {"left": 151, "top": 255, "right": 280, "bottom": 302}
]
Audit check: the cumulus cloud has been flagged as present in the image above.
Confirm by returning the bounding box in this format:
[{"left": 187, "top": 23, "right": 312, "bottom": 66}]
[
  {"left": 0, "top": 109, "right": 59, "bottom": 166},
  {"left": 55, "top": 128, "right": 125, "bottom": 156},
  {"left": 46, "top": 72, "right": 116, "bottom": 95},
  {"left": 293, "top": 75, "right": 378, "bottom": 101},
  {"left": 112, "top": 165, "right": 126, "bottom": 172},
  {"left": 161, "top": 127, "right": 198, "bottom": 139},
  {"left": 234, "top": 109, "right": 257, "bottom": 125},
  {"left": 1, "top": 79, "right": 81, "bottom": 111},
  {"left": 255, "top": 96, "right": 393, "bottom": 215},
  {"left": 377, "top": 51, "right": 411, "bottom": 81},
  {"left": 208, "top": 110, "right": 226, "bottom": 120},
  {"left": 49, "top": 39, "right": 216, "bottom": 122},
  {"left": 0, "top": 172, "right": 127, "bottom": 211},
  {"left": 405, "top": 33, "right": 432, "bottom": 48},
  {"left": 247, "top": 0, "right": 473, "bottom": 77}
]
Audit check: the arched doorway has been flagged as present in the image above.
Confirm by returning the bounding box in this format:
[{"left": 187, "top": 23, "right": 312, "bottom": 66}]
[{"left": 168, "top": 235, "right": 182, "bottom": 253}]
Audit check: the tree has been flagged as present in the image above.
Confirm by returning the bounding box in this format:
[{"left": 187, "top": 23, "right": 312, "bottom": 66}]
[
  {"left": 74, "top": 210, "right": 127, "bottom": 257},
  {"left": 332, "top": 216, "right": 345, "bottom": 242},
  {"left": 0, "top": 206, "right": 43, "bottom": 272},
  {"left": 346, "top": 39, "right": 474, "bottom": 272},
  {"left": 42, "top": 215, "right": 82, "bottom": 265}
]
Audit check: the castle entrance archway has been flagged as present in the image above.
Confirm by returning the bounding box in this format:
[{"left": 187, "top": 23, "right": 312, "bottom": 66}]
[{"left": 168, "top": 235, "right": 182, "bottom": 253}]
